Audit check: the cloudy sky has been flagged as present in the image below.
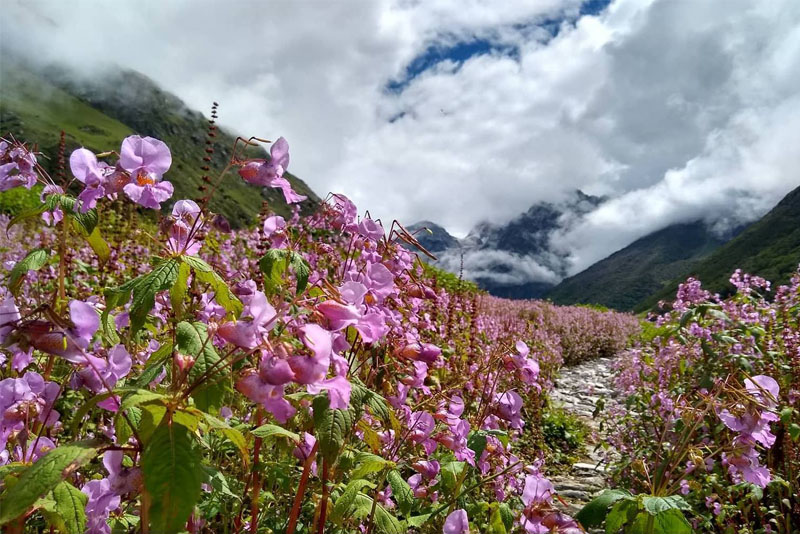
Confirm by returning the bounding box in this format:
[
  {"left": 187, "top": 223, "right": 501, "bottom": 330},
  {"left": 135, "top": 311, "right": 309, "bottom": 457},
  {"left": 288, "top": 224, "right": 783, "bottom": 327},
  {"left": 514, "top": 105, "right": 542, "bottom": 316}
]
[{"left": 2, "top": 0, "right": 800, "bottom": 275}]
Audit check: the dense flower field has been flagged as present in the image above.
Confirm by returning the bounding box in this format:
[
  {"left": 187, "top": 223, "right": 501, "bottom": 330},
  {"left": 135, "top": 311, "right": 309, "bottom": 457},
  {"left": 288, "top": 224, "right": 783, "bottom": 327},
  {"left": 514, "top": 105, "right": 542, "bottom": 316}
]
[
  {"left": 0, "top": 133, "right": 639, "bottom": 534},
  {"left": 599, "top": 273, "right": 800, "bottom": 533}
]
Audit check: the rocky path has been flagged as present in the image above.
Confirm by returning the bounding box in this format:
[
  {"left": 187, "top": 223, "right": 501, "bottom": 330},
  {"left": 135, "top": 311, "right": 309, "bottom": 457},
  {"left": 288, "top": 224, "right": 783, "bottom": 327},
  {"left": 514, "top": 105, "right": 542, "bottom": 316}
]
[{"left": 548, "top": 355, "right": 622, "bottom": 517}]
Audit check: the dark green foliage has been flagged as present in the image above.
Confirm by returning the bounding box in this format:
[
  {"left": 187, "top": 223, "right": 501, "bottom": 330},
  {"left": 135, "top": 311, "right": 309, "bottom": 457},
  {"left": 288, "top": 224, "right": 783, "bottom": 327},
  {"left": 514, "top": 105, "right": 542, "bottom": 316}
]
[
  {"left": 142, "top": 421, "right": 205, "bottom": 533},
  {"left": 547, "top": 221, "right": 732, "bottom": 311},
  {"left": 541, "top": 405, "right": 588, "bottom": 468},
  {"left": 639, "top": 185, "right": 800, "bottom": 311}
]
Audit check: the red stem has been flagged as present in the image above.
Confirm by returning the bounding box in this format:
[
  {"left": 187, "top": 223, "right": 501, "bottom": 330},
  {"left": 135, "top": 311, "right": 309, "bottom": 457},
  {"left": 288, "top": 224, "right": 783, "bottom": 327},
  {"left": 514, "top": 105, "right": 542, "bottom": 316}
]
[
  {"left": 315, "top": 458, "right": 330, "bottom": 534},
  {"left": 286, "top": 442, "right": 319, "bottom": 534}
]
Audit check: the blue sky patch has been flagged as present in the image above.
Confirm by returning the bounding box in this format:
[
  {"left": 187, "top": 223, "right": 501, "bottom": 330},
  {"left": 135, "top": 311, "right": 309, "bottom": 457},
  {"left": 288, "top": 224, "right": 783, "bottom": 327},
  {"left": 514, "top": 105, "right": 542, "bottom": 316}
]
[{"left": 385, "top": 0, "right": 613, "bottom": 94}]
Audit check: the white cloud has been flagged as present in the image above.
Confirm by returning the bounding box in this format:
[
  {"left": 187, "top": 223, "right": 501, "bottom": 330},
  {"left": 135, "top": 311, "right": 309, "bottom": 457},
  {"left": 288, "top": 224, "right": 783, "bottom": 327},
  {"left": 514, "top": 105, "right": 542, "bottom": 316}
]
[{"left": 2, "top": 0, "right": 799, "bottom": 282}]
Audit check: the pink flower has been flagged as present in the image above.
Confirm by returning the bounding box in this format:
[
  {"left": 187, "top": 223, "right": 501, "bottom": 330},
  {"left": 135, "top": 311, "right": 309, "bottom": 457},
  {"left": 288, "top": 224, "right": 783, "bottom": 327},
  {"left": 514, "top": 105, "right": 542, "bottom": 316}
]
[
  {"left": 70, "top": 148, "right": 110, "bottom": 212},
  {"left": 238, "top": 137, "right": 306, "bottom": 204},
  {"left": 119, "top": 135, "right": 173, "bottom": 209},
  {"left": 0, "top": 138, "right": 37, "bottom": 192},
  {"left": 289, "top": 324, "right": 332, "bottom": 384},
  {"left": 166, "top": 200, "right": 203, "bottom": 255},
  {"left": 443, "top": 509, "right": 469, "bottom": 534}
]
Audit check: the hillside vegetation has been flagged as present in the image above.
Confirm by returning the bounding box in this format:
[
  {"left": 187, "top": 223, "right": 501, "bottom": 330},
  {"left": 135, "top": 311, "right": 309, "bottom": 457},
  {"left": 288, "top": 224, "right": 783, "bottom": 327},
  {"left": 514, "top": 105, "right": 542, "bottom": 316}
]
[{"left": 0, "top": 60, "right": 318, "bottom": 226}]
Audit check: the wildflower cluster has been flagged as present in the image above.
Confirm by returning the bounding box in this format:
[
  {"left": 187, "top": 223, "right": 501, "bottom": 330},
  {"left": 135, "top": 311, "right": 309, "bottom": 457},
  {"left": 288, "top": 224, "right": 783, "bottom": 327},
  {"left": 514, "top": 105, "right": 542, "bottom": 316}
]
[
  {"left": 0, "top": 132, "right": 637, "bottom": 534},
  {"left": 605, "top": 271, "right": 800, "bottom": 533}
]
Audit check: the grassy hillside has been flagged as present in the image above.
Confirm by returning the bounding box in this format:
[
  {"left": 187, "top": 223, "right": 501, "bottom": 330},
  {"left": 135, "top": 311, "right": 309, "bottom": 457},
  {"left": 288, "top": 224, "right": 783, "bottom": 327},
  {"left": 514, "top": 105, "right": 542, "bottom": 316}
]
[
  {"left": 546, "top": 221, "right": 730, "bottom": 311},
  {"left": 0, "top": 60, "right": 318, "bottom": 227},
  {"left": 637, "top": 185, "right": 800, "bottom": 312}
]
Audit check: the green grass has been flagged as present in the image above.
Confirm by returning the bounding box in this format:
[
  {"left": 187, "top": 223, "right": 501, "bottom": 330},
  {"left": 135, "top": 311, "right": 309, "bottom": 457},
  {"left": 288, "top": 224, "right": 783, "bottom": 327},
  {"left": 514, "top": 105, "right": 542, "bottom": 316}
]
[{"left": 1, "top": 60, "right": 319, "bottom": 228}]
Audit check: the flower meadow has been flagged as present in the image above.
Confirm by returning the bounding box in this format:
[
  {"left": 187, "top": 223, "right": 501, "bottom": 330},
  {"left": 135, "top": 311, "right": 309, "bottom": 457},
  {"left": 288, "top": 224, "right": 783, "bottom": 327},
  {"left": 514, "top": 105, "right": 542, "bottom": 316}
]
[
  {"left": 0, "top": 131, "right": 640, "bottom": 534},
  {"left": 598, "top": 274, "right": 800, "bottom": 533}
]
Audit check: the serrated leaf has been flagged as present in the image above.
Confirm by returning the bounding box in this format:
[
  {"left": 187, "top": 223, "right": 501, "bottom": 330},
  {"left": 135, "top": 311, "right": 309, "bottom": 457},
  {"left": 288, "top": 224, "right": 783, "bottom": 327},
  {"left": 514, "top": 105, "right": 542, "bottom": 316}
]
[
  {"left": 330, "top": 479, "right": 374, "bottom": 524},
  {"left": 642, "top": 495, "right": 690, "bottom": 515},
  {"left": 352, "top": 493, "right": 405, "bottom": 534},
  {"left": 142, "top": 422, "right": 204, "bottom": 534},
  {"left": 406, "top": 514, "right": 431, "bottom": 527},
  {"left": 289, "top": 251, "right": 310, "bottom": 293},
  {"left": 251, "top": 424, "right": 300, "bottom": 443},
  {"left": 312, "top": 396, "right": 354, "bottom": 463},
  {"left": 134, "top": 341, "right": 173, "bottom": 388},
  {"left": 488, "top": 504, "right": 507, "bottom": 534},
  {"left": 7, "top": 248, "right": 49, "bottom": 295},
  {"left": 183, "top": 256, "right": 242, "bottom": 318},
  {"left": 118, "top": 389, "right": 167, "bottom": 414},
  {"left": 576, "top": 489, "right": 632, "bottom": 527},
  {"left": 179, "top": 321, "right": 226, "bottom": 411},
  {"left": 51, "top": 481, "right": 88, "bottom": 534},
  {"left": 439, "top": 461, "right": 465, "bottom": 490},
  {"left": 351, "top": 451, "right": 391, "bottom": 480},
  {"left": 0, "top": 440, "right": 101, "bottom": 525},
  {"left": 69, "top": 207, "right": 98, "bottom": 238},
  {"left": 170, "top": 261, "right": 191, "bottom": 317},
  {"left": 115, "top": 406, "right": 142, "bottom": 445},
  {"left": 605, "top": 499, "right": 638, "bottom": 534},
  {"left": 259, "top": 248, "right": 289, "bottom": 292},
  {"left": 653, "top": 509, "right": 691, "bottom": 534},
  {"left": 106, "top": 258, "right": 181, "bottom": 335},
  {"left": 387, "top": 470, "right": 413, "bottom": 516}
]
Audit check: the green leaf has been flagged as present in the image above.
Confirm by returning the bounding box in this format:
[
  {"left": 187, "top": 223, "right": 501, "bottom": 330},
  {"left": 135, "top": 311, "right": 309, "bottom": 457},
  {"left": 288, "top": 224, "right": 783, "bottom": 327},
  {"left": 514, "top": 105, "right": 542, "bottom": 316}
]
[
  {"left": 70, "top": 391, "right": 116, "bottom": 433},
  {"left": 83, "top": 227, "right": 111, "bottom": 263},
  {"left": 439, "top": 461, "right": 465, "bottom": 490},
  {"left": 351, "top": 451, "right": 391, "bottom": 480},
  {"left": 289, "top": 251, "right": 310, "bottom": 293},
  {"left": 141, "top": 421, "right": 205, "bottom": 534},
  {"left": 488, "top": 504, "right": 508, "bottom": 534},
  {"left": 0, "top": 440, "right": 101, "bottom": 525},
  {"left": 642, "top": 495, "right": 690, "bottom": 515},
  {"left": 653, "top": 509, "right": 692, "bottom": 534},
  {"left": 406, "top": 514, "right": 431, "bottom": 528},
  {"left": 789, "top": 423, "right": 800, "bottom": 441},
  {"left": 179, "top": 321, "right": 226, "bottom": 411},
  {"left": 605, "top": 499, "right": 638, "bottom": 534},
  {"left": 387, "top": 470, "right": 414, "bottom": 516},
  {"left": 330, "top": 479, "right": 374, "bottom": 524},
  {"left": 258, "top": 249, "right": 311, "bottom": 294},
  {"left": 313, "top": 396, "right": 354, "bottom": 463},
  {"left": 201, "top": 412, "right": 249, "bottom": 466},
  {"left": 118, "top": 389, "right": 167, "bottom": 414},
  {"left": 183, "top": 256, "right": 242, "bottom": 318},
  {"left": 7, "top": 203, "right": 46, "bottom": 231},
  {"left": 134, "top": 341, "right": 173, "bottom": 388},
  {"left": 352, "top": 494, "right": 405, "bottom": 534},
  {"left": 51, "top": 481, "right": 88, "bottom": 534},
  {"left": 7, "top": 248, "right": 49, "bottom": 295},
  {"left": 259, "top": 248, "right": 289, "bottom": 292},
  {"left": 100, "top": 312, "right": 120, "bottom": 345},
  {"left": 251, "top": 424, "right": 300, "bottom": 443},
  {"left": 170, "top": 261, "right": 191, "bottom": 317},
  {"left": 115, "top": 406, "right": 142, "bottom": 446},
  {"left": 106, "top": 258, "right": 181, "bottom": 335},
  {"left": 576, "top": 489, "right": 632, "bottom": 528}
]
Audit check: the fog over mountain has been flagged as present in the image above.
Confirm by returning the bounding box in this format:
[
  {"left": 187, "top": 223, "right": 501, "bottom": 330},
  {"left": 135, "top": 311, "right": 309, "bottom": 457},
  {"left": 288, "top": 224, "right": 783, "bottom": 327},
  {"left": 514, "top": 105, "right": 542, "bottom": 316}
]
[{"left": 2, "top": 0, "right": 799, "bottom": 277}]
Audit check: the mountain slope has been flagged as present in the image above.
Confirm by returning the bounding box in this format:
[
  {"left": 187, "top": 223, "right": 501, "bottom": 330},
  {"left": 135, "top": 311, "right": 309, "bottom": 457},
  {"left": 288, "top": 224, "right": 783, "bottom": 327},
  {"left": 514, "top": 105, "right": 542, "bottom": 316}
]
[
  {"left": 546, "top": 221, "right": 733, "bottom": 311},
  {"left": 405, "top": 221, "right": 460, "bottom": 254},
  {"left": 0, "top": 59, "right": 318, "bottom": 227},
  {"left": 637, "top": 185, "right": 800, "bottom": 312}
]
